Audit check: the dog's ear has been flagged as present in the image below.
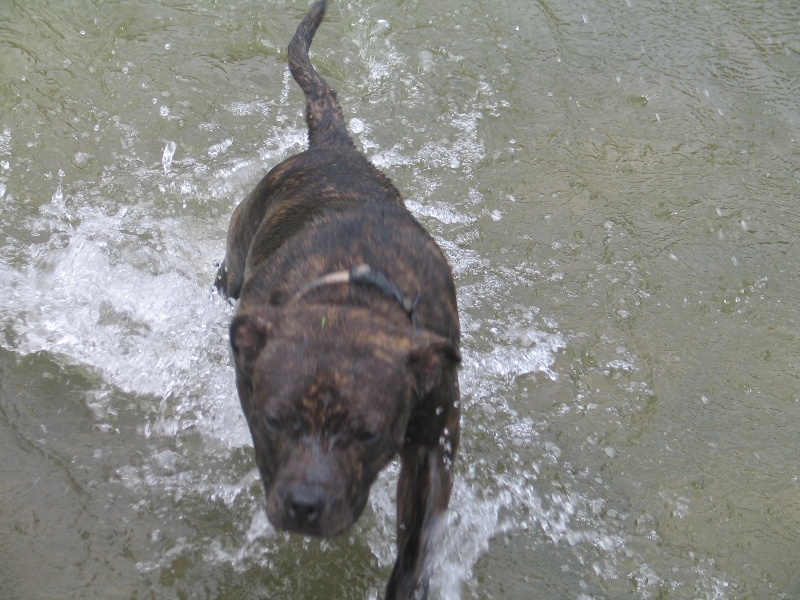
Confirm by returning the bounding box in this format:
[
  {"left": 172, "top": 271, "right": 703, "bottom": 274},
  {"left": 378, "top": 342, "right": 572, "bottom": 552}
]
[
  {"left": 408, "top": 333, "right": 461, "bottom": 397},
  {"left": 230, "top": 311, "right": 274, "bottom": 374}
]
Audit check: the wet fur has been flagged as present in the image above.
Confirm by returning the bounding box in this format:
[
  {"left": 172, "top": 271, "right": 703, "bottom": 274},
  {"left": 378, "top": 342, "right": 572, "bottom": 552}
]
[{"left": 216, "top": 2, "right": 461, "bottom": 598}]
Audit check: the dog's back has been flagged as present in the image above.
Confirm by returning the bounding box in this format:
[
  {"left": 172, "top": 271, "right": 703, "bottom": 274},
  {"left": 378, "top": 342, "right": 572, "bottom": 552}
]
[
  {"left": 216, "top": 0, "right": 402, "bottom": 299},
  {"left": 216, "top": 1, "right": 458, "bottom": 342}
]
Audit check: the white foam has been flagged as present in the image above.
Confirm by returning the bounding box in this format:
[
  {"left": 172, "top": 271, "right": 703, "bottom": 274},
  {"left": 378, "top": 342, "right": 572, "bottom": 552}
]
[{"left": 0, "top": 193, "right": 250, "bottom": 452}]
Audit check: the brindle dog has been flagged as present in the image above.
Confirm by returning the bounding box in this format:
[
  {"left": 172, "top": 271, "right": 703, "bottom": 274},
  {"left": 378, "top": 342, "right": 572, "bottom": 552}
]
[{"left": 215, "top": 1, "right": 461, "bottom": 598}]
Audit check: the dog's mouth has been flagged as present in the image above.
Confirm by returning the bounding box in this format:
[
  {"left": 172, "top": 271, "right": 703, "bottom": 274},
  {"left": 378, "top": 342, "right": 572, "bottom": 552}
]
[{"left": 265, "top": 482, "right": 361, "bottom": 537}]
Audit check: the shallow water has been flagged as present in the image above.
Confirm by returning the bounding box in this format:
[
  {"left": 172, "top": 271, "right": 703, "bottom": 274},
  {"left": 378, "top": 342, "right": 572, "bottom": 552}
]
[{"left": 1, "top": 0, "right": 799, "bottom": 598}]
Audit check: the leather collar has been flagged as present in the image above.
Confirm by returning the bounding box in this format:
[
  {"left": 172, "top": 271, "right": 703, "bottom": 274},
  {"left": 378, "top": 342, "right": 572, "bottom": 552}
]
[{"left": 291, "top": 263, "right": 420, "bottom": 326}]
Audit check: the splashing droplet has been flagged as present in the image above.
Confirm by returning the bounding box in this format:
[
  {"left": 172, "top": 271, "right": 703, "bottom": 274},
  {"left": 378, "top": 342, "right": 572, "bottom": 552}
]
[{"left": 162, "top": 141, "right": 177, "bottom": 174}]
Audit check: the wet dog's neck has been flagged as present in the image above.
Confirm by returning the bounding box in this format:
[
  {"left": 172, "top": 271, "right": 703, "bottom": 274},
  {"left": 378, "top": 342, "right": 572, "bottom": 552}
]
[{"left": 291, "top": 264, "right": 420, "bottom": 326}]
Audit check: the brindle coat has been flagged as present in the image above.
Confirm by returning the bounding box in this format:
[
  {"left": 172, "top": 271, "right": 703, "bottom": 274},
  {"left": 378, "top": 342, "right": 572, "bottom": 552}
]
[{"left": 215, "top": 2, "right": 461, "bottom": 598}]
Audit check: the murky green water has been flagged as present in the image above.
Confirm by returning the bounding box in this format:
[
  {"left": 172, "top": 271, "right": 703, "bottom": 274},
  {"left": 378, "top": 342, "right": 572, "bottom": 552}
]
[{"left": 1, "top": 0, "right": 798, "bottom": 598}]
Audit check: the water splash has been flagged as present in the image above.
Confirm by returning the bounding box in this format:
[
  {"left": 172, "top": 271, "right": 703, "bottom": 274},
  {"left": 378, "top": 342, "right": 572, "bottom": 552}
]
[
  {"left": 0, "top": 127, "right": 11, "bottom": 155},
  {"left": 162, "top": 140, "right": 177, "bottom": 174}
]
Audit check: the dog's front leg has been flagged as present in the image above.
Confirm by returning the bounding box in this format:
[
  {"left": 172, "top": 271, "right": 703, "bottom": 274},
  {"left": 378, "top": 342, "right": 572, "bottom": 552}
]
[{"left": 387, "top": 402, "right": 460, "bottom": 600}]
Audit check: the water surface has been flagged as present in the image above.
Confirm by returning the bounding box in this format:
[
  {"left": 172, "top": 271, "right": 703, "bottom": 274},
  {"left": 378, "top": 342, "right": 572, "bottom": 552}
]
[{"left": 1, "top": 0, "right": 798, "bottom": 598}]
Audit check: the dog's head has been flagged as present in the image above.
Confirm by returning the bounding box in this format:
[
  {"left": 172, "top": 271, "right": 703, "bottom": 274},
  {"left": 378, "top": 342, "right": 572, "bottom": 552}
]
[{"left": 229, "top": 306, "right": 460, "bottom": 536}]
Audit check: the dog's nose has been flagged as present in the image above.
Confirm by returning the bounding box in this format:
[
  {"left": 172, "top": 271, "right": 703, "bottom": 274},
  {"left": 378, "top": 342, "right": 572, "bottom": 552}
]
[{"left": 285, "top": 486, "right": 325, "bottom": 525}]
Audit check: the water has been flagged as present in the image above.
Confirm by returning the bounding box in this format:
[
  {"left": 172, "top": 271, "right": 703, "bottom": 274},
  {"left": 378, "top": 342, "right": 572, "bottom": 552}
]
[{"left": 1, "top": 0, "right": 799, "bottom": 598}]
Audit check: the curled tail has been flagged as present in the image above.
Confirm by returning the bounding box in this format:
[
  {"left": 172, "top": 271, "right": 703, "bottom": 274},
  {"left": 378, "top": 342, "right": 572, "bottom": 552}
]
[{"left": 288, "top": 0, "right": 351, "bottom": 148}]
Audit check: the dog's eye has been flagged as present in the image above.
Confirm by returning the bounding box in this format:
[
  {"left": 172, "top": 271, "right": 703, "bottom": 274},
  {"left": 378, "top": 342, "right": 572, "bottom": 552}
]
[
  {"left": 355, "top": 429, "right": 380, "bottom": 445},
  {"left": 261, "top": 414, "right": 282, "bottom": 432}
]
